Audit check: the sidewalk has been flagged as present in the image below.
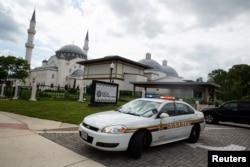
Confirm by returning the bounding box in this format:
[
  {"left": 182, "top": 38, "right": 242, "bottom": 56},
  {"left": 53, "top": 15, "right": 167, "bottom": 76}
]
[{"left": 0, "top": 111, "right": 105, "bottom": 167}]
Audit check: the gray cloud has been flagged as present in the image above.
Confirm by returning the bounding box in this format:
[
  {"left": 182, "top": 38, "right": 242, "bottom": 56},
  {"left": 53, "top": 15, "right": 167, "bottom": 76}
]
[
  {"left": 0, "top": 10, "right": 21, "bottom": 42},
  {"left": 42, "top": 0, "right": 69, "bottom": 14},
  {"left": 106, "top": 0, "right": 250, "bottom": 37},
  {"left": 160, "top": 0, "right": 250, "bottom": 28},
  {"left": 105, "top": 0, "right": 164, "bottom": 38}
]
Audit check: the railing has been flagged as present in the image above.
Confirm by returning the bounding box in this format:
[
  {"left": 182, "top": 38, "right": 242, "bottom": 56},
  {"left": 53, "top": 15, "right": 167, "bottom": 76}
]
[
  {"left": 17, "top": 85, "right": 80, "bottom": 101},
  {"left": 19, "top": 86, "right": 32, "bottom": 100}
]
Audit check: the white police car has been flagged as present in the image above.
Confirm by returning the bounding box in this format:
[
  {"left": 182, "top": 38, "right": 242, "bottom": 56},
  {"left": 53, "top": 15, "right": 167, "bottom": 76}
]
[{"left": 79, "top": 97, "right": 205, "bottom": 158}]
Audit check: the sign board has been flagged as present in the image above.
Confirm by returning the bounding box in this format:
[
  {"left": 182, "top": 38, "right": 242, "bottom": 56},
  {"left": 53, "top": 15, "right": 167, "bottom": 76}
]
[{"left": 90, "top": 80, "right": 119, "bottom": 105}]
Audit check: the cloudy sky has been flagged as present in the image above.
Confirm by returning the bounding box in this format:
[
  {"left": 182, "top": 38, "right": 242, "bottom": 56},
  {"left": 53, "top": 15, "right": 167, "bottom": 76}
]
[{"left": 1, "top": 0, "right": 250, "bottom": 81}]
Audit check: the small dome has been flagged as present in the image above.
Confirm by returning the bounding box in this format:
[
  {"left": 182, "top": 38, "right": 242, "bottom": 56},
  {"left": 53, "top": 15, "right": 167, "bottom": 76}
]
[
  {"left": 138, "top": 53, "right": 163, "bottom": 71},
  {"left": 162, "top": 60, "right": 179, "bottom": 77},
  {"left": 72, "top": 69, "right": 83, "bottom": 77},
  {"left": 59, "top": 44, "right": 84, "bottom": 55},
  {"left": 138, "top": 53, "right": 179, "bottom": 77}
]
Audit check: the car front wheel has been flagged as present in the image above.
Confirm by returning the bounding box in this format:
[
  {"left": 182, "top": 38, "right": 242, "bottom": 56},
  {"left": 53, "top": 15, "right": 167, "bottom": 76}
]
[
  {"left": 127, "top": 131, "right": 145, "bottom": 159},
  {"left": 187, "top": 125, "right": 200, "bottom": 143}
]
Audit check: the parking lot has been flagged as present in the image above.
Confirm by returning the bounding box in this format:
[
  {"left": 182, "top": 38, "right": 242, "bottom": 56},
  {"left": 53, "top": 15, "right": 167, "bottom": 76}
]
[{"left": 41, "top": 123, "right": 250, "bottom": 167}]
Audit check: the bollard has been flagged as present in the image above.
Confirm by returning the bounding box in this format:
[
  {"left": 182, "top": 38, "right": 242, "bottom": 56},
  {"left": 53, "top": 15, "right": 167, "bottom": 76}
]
[
  {"left": 30, "top": 82, "right": 37, "bottom": 101},
  {"left": 78, "top": 86, "right": 84, "bottom": 102},
  {"left": 0, "top": 83, "right": 6, "bottom": 97},
  {"left": 13, "top": 85, "right": 19, "bottom": 99},
  {"left": 141, "top": 89, "right": 145, "bottom": 98}
]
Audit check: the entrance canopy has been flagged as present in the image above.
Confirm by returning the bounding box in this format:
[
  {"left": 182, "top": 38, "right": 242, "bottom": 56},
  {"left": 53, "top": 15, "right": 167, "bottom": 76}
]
[{"left": 131, "top": 81, "right": 220, "bottom": 102}]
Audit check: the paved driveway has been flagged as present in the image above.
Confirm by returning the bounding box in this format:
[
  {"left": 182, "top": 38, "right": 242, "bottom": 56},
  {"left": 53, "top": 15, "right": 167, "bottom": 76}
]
[{"left": 41, "top": 123, "right": 250, "bottom": 167}]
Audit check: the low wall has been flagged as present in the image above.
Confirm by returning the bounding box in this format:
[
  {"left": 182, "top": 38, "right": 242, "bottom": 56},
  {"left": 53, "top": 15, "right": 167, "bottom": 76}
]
[{"left": 197, "top": 104, "right": 215, "bottom": 111}]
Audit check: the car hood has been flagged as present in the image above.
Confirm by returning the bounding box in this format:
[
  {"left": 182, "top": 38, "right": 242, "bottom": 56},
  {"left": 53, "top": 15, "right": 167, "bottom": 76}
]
[{"left": 83, "top": 110, "right": 146, "bottom": 129}]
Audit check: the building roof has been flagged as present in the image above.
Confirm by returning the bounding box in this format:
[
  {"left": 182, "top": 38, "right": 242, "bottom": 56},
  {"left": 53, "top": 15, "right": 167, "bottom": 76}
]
[
  {"left": 77, "top": 55, "right": 153, "bottom": 69},
  {"left": 32, "top": 65, "right": 58, "bottom": 71},
  {"left": 131, "top": 81, "right": 221, "bottom": 89},
  {"left": 31, "top": 9, "right": 36, "bottom": 22}
]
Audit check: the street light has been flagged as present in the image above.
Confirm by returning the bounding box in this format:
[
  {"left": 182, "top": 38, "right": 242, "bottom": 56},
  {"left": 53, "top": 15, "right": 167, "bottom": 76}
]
[{"left": 110, "top": 62, "right": 114, "bottom": 83}]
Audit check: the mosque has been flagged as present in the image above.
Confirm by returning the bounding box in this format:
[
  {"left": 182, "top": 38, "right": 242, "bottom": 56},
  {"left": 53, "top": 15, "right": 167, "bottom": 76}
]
[
  {"left": 25, "top": 10, "right": 219, "bottom": 101},
  {"left": 26, "top": 10, "right": 89, "bottom": 88}
]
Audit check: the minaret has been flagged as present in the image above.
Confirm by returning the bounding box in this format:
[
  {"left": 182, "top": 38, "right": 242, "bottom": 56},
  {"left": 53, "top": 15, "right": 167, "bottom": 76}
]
[
  {"left": 25, "top": 9, "right": 36, "bottom": 65},
  {"left": 83, "top": 31, "right": 89, "bottom": 56}
]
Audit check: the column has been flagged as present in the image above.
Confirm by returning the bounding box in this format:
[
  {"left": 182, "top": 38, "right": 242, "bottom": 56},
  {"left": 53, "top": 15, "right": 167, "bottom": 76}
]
[
  {"left": 0, "top": 83, "right": 6, "bottom": 97},
  {"left": 30, "top": 82, "right": 37, "bottom": 101},
  {"left": 141, "top": 89, "right": 145, "bottom": 98},
  {"left": 13, "top": 81, "right": 20, "bottom": 99},
  {"left": 78, "top": 85, "right": 84, "bottom": 102}
]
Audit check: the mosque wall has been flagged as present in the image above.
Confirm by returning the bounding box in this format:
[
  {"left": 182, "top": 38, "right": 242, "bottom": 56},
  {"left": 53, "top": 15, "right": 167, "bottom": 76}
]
[
  {"left": 123, "top": 74, "right": 147, "bottom": 90},
  {"left": 31, "top": 69, "right": 57, "bottom": 86}
]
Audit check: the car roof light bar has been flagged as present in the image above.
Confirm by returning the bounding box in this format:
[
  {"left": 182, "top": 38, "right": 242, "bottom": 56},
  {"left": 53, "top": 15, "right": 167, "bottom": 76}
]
[{"left": 160, "top": 96, "right": 175, "bottom": 100}]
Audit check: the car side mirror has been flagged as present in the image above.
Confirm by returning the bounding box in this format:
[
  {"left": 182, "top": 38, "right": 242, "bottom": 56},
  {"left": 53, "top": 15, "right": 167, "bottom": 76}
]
[{"left": 160, "top": 113, "right": 169, "bottom": 118}]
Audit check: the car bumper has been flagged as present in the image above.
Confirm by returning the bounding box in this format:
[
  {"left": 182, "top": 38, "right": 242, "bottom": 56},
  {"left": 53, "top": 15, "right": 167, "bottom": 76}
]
[
  {"left": 200, "top": 120, "right": 206, "bottom": 131},
  {"left": 79, "top": 123, "right": 133, "bottom": 151}
]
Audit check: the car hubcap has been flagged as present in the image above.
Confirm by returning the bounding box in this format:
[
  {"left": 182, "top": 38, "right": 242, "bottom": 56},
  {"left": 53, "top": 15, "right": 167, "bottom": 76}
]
[{"left": 205, "top": 115, "right": 213, "bottom": 123}]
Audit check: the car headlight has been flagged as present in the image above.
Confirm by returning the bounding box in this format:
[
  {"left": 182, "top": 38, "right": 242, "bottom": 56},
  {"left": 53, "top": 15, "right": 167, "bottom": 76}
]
[{"left": 102, "top": 125, "right": 127, "bottom": 134}]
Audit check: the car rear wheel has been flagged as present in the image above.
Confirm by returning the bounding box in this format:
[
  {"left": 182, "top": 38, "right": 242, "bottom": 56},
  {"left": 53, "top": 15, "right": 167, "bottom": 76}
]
[
  {"left": 187, "top": 125, "right": 200, "bottom": 143},
  {"left": 205, "top": 114, "right": 218, "bottom": 124},
  {"left": 127, "top": 131, "right": 145, "bottom": 159}
]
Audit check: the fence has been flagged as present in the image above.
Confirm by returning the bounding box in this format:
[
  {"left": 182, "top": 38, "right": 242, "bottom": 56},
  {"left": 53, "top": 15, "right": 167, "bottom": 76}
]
[
  {"left": 0, "top": 84, "right": 80, "bottom": 101},
  {"left": 0, "top": 86, "right": 15, "bottom": 98},
  {"left": 36, "top": 85, "right": 80, "bottom": 100},
  {"left": 0, "top": 84, "right": 141, "bottom": 102}
]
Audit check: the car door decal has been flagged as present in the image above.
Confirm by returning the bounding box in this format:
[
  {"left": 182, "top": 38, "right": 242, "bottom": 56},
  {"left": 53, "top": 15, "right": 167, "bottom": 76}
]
[{"left": 124, "top": 118, "right": 204, "bottom": 133}]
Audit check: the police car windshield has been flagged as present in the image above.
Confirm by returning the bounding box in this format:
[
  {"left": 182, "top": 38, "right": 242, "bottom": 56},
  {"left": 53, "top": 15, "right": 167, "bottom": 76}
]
[{"left": 117, "top": 99, "right": 161, "bottom": 117}]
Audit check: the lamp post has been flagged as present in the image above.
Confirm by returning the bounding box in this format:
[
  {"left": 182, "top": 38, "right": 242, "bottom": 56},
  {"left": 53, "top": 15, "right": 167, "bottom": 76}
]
[{"left": 110, "top": 62, "right": 114, "bottom": 83}]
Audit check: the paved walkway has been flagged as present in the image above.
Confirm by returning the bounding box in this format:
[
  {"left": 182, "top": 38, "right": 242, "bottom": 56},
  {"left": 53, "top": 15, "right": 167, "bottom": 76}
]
[{"left": 0, "top": 111, "right": 105, "bottom": 167}]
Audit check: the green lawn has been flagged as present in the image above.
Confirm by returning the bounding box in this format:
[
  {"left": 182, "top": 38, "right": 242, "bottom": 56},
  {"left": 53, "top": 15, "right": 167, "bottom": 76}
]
[{"left": 0, "top": 99, "right": 124, "bottom": 125}]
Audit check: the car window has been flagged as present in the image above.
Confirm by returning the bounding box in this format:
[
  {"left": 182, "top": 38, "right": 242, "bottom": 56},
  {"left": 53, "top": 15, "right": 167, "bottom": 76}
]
[
  {"left": 118, "top": 99, "right": 161, "bottom": 117},
  {"left": 175, "top": 103, "right": 194, "bottom": 115},
  {"left": 223, "top": 102, "right": 237, "bottom": 111},
  {"left": 239, "top": 102, "right": 250, "bottom": 109},
  {"left": 159, "top": 103, "right": 175, "bottom": 116}
]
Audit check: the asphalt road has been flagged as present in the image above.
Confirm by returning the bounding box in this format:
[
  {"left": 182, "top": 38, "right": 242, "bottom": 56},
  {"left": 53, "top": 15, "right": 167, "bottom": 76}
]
[{"left": 40, "top": 123, "right": 250, "bottom": 167}]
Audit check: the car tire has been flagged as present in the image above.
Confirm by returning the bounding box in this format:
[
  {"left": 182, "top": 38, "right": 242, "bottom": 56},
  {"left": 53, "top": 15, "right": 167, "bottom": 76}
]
[
  {"left": 127, "top": 131, "right": 145, "bottom": 159},
  {"left": 187, "top": 125, "right": 200, "bottom": 143},
  {"left": 205, "top": 114, "right": 218, "bottom": 124}
]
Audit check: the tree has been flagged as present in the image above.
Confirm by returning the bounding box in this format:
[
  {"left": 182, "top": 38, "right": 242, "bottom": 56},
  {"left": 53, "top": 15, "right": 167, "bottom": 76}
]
[
  {"left": 196, "top": 77, "right": 203, "bottom": 82},
  {"left": 207, "top": 69, "right": 227, "bottom": 84},
  {"left": 0, "top": 55, "right": 30, "bottom": 86},
  {"left": 227, "top": 64, "right": 250, "bottom": 99},
  {"left": 207, "top": 65, "right": 250, "bottom": 100},
  {"left": 207, "top": 69, "right": 228, "bottom": 100}
]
